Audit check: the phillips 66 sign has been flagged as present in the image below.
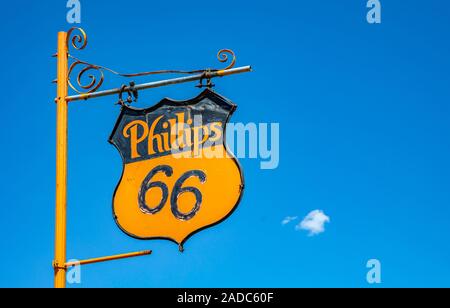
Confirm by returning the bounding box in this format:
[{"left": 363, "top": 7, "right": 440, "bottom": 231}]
[{"left": 109, "top": 89, "right": 244, "bottom": 250}]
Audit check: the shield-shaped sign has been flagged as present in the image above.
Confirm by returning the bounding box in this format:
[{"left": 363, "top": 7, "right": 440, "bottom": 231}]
[{"left": 109, "top": 89, "right": 244, "bottom": 250}]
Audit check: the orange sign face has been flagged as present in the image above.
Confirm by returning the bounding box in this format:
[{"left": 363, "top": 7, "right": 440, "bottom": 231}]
[{"left": 109, "top": 89, "right": 244, "bottom": 250}]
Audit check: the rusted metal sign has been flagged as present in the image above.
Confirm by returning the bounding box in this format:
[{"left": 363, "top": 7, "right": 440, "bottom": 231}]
[{"left": 110, "top": 89, "right": 244, "bottom": 250}]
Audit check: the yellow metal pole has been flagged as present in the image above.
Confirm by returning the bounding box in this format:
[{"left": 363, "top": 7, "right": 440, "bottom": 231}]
[
  {"left": 65, "top": 250, "right": 152, "bottom": 267},
  {"left": 54, "top": 31, "right": 68, "bottom": 288}
]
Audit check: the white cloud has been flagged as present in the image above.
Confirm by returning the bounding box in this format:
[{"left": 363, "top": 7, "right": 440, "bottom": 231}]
[
  {"left": 281, "top": 216, "right": 298, "bottom": 225},
  {"left": 296, "top": 210, "right": 330, "bottom": 236}
]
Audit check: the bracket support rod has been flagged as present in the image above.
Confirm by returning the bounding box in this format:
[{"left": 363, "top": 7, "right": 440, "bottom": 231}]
[
  {"left": 66, "top": 66, "right": 252, "bottom": 102},
  {"left": 62, "top": 250, "right": 152, "bottom": 268}
]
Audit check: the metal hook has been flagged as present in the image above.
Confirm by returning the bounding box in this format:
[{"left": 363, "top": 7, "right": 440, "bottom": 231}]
[
  {"left": 116, "top": 84, "right": 127, "bottom": 106},
  {"left": 129, "top": 81, "right": 138, "bottom": 103},
  {"left": 116, "top": 82, "right": 138, "bottom": 106},
  {"left": 196, "top": 69, "right": 215, "bottom": 89}
]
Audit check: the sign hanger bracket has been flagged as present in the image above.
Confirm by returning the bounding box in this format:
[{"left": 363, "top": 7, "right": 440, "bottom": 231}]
[{"left": 60, "top": 27, "right": 252, "bottom": 103}]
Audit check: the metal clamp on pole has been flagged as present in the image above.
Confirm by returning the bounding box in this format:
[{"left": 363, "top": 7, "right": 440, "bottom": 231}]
[{"left": 52, "top": 260, "right": 67, "bottom": 270}]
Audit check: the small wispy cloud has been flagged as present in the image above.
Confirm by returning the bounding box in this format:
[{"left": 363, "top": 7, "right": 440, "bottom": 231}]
[
  {"left": 281, "top": 216, "right": 298, "bottom": 225},
  {"left": 296, "top": 210, "right": 330, "bottom": 236}
]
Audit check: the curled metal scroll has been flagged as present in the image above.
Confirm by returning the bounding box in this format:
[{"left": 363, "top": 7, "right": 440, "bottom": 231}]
[
  {"left": 216, "top": 49, "right": 236, "bottom": 71},
  {"left": 67, "top": 27, "right": 87, "bottom": 51},
  {"left": 68, "top": 60, "right": 105, "bottom": 94},
  {"left": 65, "top": 27, "right": 237, "bottom": 95},
  {"left": 66, "top": 27, "right": 104, "bottom": 94}
]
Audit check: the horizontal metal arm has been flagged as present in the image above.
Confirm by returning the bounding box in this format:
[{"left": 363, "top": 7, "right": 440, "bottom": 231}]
[
  {"left": 66, "top": 65, "right": 252, "bottom": 102},
  {"left": 64, "top": 250, "right": 152, "bottom": 267}
]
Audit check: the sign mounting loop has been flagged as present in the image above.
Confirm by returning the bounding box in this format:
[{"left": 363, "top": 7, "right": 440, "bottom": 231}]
[{"left": 117, "top": 82, "right": 138, "bottom": 106}]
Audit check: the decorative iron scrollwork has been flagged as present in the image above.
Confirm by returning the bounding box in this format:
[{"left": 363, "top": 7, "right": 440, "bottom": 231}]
[
  {"left": 67, "top": 59, "right": 105, "bottom": 94},
  {"left": 217, "top": 49, "right": 236, "bottom": 71},
  {"left": 66, "top": 27, "right": 103, "bottom": 94},
  {"left": 65, "top": 27, "right": 238, "bottom": 95},
  {"left": 67, "top": 27, "right": 87, "bottom": 51}
]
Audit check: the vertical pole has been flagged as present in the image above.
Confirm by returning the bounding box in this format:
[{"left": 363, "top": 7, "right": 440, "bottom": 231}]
[{"left": 54, "top": 31, "right": 68, "bottom": 288}]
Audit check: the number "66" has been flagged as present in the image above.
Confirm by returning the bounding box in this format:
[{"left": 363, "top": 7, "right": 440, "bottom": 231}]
[{"left": 138, "top": 165, "right": 207, "bottom": 221}]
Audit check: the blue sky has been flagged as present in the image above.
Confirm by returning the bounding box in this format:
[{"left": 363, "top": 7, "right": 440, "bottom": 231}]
[{"left": 1, "top": 0, "right": 450, "bottom": 287}]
